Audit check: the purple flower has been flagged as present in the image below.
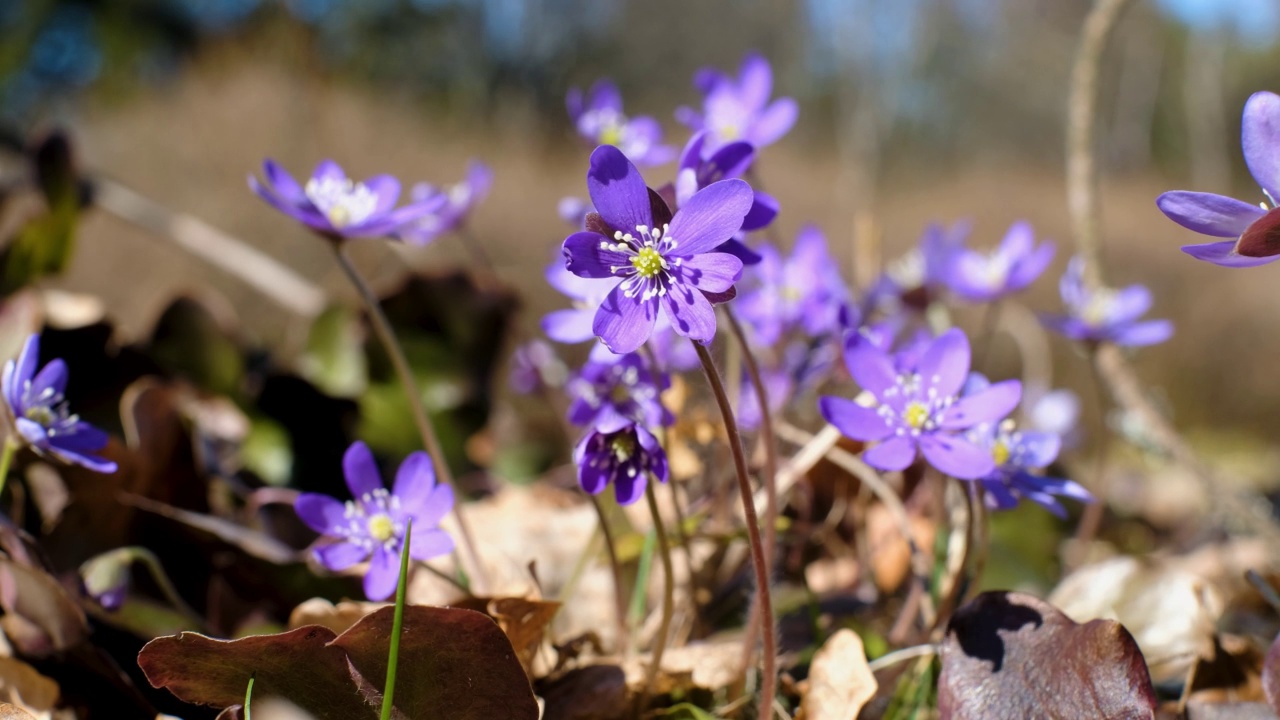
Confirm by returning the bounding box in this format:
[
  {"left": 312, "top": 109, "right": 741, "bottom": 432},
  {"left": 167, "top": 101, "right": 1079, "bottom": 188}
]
[
  {"left": 294, "top": 442, "right": 454, "bottom": 601},
  {"left": 1157, "top": 91, "right": 1280, "bottom": 267},
  {"left": 509, "top": 339, "right": 567, "bottom": 395},
  {"left": 737, "top": 226, "right": 851, "bottom": 346},
  {"left": 398, "top": 161, "right": 493, "bottom": 246},
  {"left": 944, "top": 221, "right": 1055, "bottom": 302},
  {"left": 574, "top": 423, "right": 668, "bottom": 506},
  {"left": 2, "top": 334, "right": 115, "bottom": 473},
  {"left": 558, "top": 197, "right": 592, "bottom": 229},
  {"left": 675, "top": 131, "right": 779, "bottom": 234},
  {"left": 818, "top": 328, "right": 1021, "bottom": 479},
  {"left": 542, "top": 261, "right": 620, "bottom": 363},
  {"left": 1040, "top": 257, "right": 1173, "bottom": 347},
  {"left": 567, "top": 80, "right": 675, "bottom": 167},
  {"left": 676, "top": 52, "right": 798, "bottom": 153},
  {"left": 737, "top": 366, "right": 792, "bottom": 431},
  {"left": 966, "top": 416, "right": 1093, "bottom": 518},
  {"left": 249, "top": 159, "right": 440, "bottom": 240},
  {"left": 561, "top": 145, "right": 752, "bottom": 354},
  {"left": 870, "top": 222, "right": 969, "bottom": 312},
  {"left": 567, "top": 353, "right": 672, "bottom": 431}
]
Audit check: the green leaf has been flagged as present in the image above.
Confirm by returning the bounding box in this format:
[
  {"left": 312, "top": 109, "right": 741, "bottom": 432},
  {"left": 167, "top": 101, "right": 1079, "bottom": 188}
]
[{"left": 300, "top": 305, "right": 368, "bottom": 398}]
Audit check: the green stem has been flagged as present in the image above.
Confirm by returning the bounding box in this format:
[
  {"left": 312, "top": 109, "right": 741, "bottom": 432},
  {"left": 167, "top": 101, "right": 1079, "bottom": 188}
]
[
  {"left": 589, "top": 495, "right": 630, "bottom": 652},
  {"left": 0, "top": 437, "right": 17, "bottom": 502},
  {"left": 329, "top": 242, "right": 488, "bottom": 594},
  {"left": 381, "top": 519, "right": 412, "bottom": 720},
  {"left": 694, "top": 343, "right": 776, "bottom": 717},
  {"left": 243, "top": 676, "right": 255, "bottom": 720},
  {"left": 637, "top": 479, "right": 675, "bottom": 712}
]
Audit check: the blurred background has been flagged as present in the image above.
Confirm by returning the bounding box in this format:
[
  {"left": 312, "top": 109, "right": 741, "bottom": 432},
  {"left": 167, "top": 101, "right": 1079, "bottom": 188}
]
[{"left": 2, "top": 0, "right": 1280, "bottom": 470}]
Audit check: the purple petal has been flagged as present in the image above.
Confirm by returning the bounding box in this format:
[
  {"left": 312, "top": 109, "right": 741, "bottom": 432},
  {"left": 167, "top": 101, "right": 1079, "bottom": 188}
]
[
  {"left": 1156, "top": 191, "right": 1265, "bottom": 238},
  {"left": 249, "top": 176, "right": 329, "bottom": 230},
  {"left": 3, "top": 334, "right": 37, "bottom": 411},
  {"left": 263, "top": 159, "right": 307, "bottom": 203},
  {"left": 392, "top": 451, "right": 435, "bottom": 514},
  {"left": 29, "top": 358, "right": 67, "bottom": 400},
  {"left": 749, "top": 98, "right": 798, "bottom": 148},
  {"left": 14, "top": 417, "right": 48, "bottom": 448},
  {"left": 587, "top": 145, "right": 652, "bottom": 235},
  {"left": 997, "top": 221, "right": 1034, "bottom": 257},
  {"left": 594, "top": 285, "right": 659, "bottom": 354},
  {"left": 675, "top": 105, "right": 705, "bottom": 131},
  {"left": 589, "top": 79, "right": 623, "bottom": 113},
  {"left": 413, "top": 485, "right": 454, "bottom": 529},
  {"left": 364, "top": 545, "right": 400, "bottom": 601},
  {"left": 1242, "top": 91, "right": 1280, "bottom": 200},
  {"left": 918, "top": 435, "right": 995, "bottom": 480},
  {"left": 738, "top": 52, "right": 773, "bottom": 111},
  {"left": 715, "top": 238, "right": 763, "bottom": 265},
  {"left": 315, "top": 541, "right": 367, "bottom": 571},
  {"left": 679, "top": 131, "right": 708, "bottom": 174},
  {"left": 667, "top": 179, "right": 754, "bottom": 256},
  {"left": 563, "top": 232, "right": 630, "bottom": 279},
  {"left": 311, "top": 160, "right": 346, "bottom": 183},
  {"left": 1107, "top": 285, "right": 1152, "bottom": 324},
  {"left": 918, "top": 329, "right": 971, "bottom": 399},
  {"left": 661, "top": 282, "right": 717, "bottom": 344},
  {"left": 613, "top": 469, "right": 645, "bottom": 506},
  {"left": 863, "top": 436, "right": 917, "bottom": 471},
  {"left": 843, "top": 336, "right": 898, "bottom": 398},
  {"left": 362, "top": 175, "right": 401, "bottom": 215},
  {"left": 939, "top": 380, "right": 1022, "bottom": 430},
  {"left": 566, "top": 87, "right": 584, "bottom": 122},
  {"left": 409, "top": 528, "right": 455, "bottom": 561},
  {"left": 819, "top": 396, "right": 891, "bottom": 442},
  {"left": 578, "top": 459, "right": 609, "bottom": 496},
  {"left": 741, "top": 191, "right": 779, "bottom": 232},
  {"left": 704, "top": 141, "right": 756, "bottom": 182},
  {"left": 693, "top": 67, "right": 728, "bottom": 95},
  {"left": 542, "top": 309, "right": 597, "bottom": 344},
  {"left": 1007, "top": 241, "right": 1056, "bottom": 291},
  {"left": 1112, "top": 319, "right": 1173, "bottom": 347},
  {"left": 295, "top": 492, "right": 347, "bottom": 534},
  {"left": 675, "top": 253, "right": 743, "bottom": 293},
  {"left": 343, "top": 441, "right": 383, "bottom": 500},
  {"left": 1017, "top": 431, "right": 1061, "bottom": 468},
  {"left": 1180, "top": 239, "right": 1280, "bottom": 268}
]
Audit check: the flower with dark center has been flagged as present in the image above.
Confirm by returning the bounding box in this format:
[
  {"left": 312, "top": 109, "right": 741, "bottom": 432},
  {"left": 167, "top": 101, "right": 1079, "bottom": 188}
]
[
  {"left": 574, "top": 423, "right": 668, "bottom": 505},
  {"left": 567, "top": 353, "right": 672, "bottom": 431}
]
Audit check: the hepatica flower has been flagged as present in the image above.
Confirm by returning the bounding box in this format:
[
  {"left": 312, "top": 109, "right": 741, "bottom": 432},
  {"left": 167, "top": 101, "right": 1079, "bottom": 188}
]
[
  {"left": 871, "top": 222, "right": 969, "bottom": 312},
  {"left": 562, "top": 145, "right": 752, "bottom": 354},
  {"left": 677, "top": 52, "right": 798, "bottom": 153},
  {"left": 737, "top": 226, "right": 850, "bottom": 346},
  {"left": 1157, "top": 91, "right": 1280, "bottom": 267},
  {"left": 398, "top": 160, "right": 493, "bottom": 247},
  {"left": 1040, "top": 257, "right": 1172, "bottom": 347},
  {"left": 250, "top": 159, "right": 440, "bottom": 240},
  {"left": 294, "top": 442, "right": 454, "bottom": 601},
  {"left": 818, "top": 329, "right": 1021, "bottom": 479},
  {"left": 967, "top": 415, "right": 1093, "bottom": 518},
  {"left": 675, "top": 130, "right": 779, "bottom": 236},
  {"left": 944, "top": 221, "right": 1055, "bottom": 302},
  {"left": 2, "top": 334, "right": 115, "bottom": 473},
  {"left": 567, "top": 80, "right": 675, "bottom": 166},
  {"left": 567, "top": 353, "right": 672, "bottom": 431},
  {"left": 574, "top": 422, "right": 668, "bottom": 506}
]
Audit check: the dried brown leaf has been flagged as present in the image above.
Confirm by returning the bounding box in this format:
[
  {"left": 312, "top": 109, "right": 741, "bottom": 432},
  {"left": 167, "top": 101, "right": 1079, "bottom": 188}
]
[{"left": 801, "top": 629, "right": 877, "bottom": 720}]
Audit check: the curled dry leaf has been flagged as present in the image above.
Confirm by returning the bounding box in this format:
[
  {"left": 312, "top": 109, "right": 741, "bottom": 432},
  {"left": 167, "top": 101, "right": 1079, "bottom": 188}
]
[
  {"left": 621, "top": 639, "right": 742, "bottom": 697},
  {"left": 938, "top": 591, "right": 1157, "bottom": 720},
  {"left": 800, "top": 629, "right": 877, "bottom": 720},
  {"left": 452, "top": 596, "right": 562, "bottom": 679},
  {"left": 1050, "top": 555, "right": 1223, "bottom": 683}
]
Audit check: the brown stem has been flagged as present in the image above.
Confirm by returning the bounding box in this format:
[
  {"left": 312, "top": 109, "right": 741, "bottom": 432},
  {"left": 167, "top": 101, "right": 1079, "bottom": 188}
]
[
  {"left": 694, "top": 342, "right": 776, "bottom": 717},
  {"left": 329, "top": 242, "right": 489, "bottom": 594},
  {"left": 636, "top": 479, "right": 676, "bottom": 713},
  {"left": 590, "top": 494, "right": 629, "bottom": 653}
]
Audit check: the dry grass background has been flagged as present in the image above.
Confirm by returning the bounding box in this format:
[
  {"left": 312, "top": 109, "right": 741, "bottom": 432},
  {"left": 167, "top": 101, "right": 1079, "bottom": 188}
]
[{"left": 53, "top": 51, "right": 1280, "bottom": 471}]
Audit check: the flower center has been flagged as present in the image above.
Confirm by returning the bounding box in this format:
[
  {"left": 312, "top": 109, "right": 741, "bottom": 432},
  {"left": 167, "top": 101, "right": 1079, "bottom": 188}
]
[
  {"left": 631, "top": 247, "right": 666, "bottom": 278},
  {"left": 610, "top": 434, "right": 636, "bottom": 462},
  {"left": 1080, "top": 289, "right": 1116, "bottom": 326},
  {"left": 991, "top": 440, "right": 1010, "bottom": 466},
  {"left": 367, "top": 513, "right": 395, "bottom": 543},
  {"left": 902, "top": 401, "right": 930, "bottom": 429},
  {"left": 599, "top": 122, "right": 624, "bottom": 147},
  {"left": 24, "top": 405, "right": 55, "bottom": 427},
  {"left": 719, "top": 123, "right": 740, "bottom": 141},
  {"left": 305, "top": 176, "right": 379, "bottom": 229}
]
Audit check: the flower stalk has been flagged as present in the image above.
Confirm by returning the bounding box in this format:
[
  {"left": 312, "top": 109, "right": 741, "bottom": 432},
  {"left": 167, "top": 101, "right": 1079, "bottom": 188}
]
[{"left": 380, "top": 519, "right": 412, "bottom": 720}]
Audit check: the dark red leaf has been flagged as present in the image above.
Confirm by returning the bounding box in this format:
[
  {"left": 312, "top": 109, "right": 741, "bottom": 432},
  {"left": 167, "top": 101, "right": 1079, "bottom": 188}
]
[
  {"left": 329, "top": 605, "right": 539, "bottom": 720},
  {"left": 137, "top": 625, "right": 375, "bottom": 719},
  {"left": 938, "top": 591, "right": 1157, "bottom": 720}
]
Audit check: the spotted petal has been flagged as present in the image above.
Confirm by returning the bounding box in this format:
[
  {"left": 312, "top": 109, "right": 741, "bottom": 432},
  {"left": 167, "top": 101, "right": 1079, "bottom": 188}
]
[
  {"left": 674, "top": 252, "right": 743, "bottom": 293},
  {"left": 661, "top": 281, "right": 717, "bottom": 344},
  {"left": 563, "top": 232, "right": 631, "bottom": 279},
  {"left": 593, "top": 284, "right": 659, "bottom": 354}
]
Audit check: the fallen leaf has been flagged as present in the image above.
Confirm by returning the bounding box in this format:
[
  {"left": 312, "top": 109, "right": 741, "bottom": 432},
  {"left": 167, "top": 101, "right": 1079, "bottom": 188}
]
[
  {"left": 801, "top": 629, "right": 877, "bottom": 720},
  {"left": 0, "top": 657, "right": 58, "bottom": 711},
  {"left": 621, "top": 639, "right": 742, "bottom": 696},
  {"left": 538, "top": 664, "right": 627, "bottom": 720},
  {"left": 1264, "top": 633, "right": 1280, "bottom": 715},
  {"left": 287, "top": 598, "right": 381, "bottom": 635},
  {"left": 0, "top": 559, "right": 88, "bottom": 655},
  {"left": 0, "top": 703, "right": 37, "bottom": 720},
  {"left": 938, "top": 591, "right": 1157, "bottom": 720},
  {"left": 138, "top": 625, "right": 374, "bottom": 719}
]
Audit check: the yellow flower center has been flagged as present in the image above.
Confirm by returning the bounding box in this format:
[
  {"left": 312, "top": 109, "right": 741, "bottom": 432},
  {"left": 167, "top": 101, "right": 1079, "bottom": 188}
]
[
  {"left": 1081, "top": 289, "right": 1117, "bottom": 326},
  {"left": 903, "top": 401, "right": 930, "bottom": 429},
  {"left": 631, "top": 246, "right": 666, "bottom": 278},
  {"left": 367, "top": 514, "right": 395, "bottom": 543},
  {"left": 781, "top": 286, "right": 802, "bottom": 302},
  {"left": 611, "top": 434, "right": 636, "bottom": 462},
  {"left": 599, "top": 123, "right": 624, "bottom": 146},
  {"left": 991, "top": 440, "right": 1010, "bottom": 466},
  {"left": 719, "top": 123, "right": 740, "bottom": 141},
  {"left": 24, "top": 406, "right": 54, "bottom": 427}
]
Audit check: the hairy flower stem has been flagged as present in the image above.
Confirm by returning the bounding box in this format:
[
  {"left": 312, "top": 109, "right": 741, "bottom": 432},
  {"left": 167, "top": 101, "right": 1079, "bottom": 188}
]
[
  {"left": 1070, "top": 350, "right": 1114, "bottom": 567},
  {"left": 589, "top": 494, "right": 630, "bottom": 652},
  {"left": 695, "top": 343, "right": 776, "bottom": 717},
  {"left": 0, "top": 437, "right": 16, "bottom": 503},
  {"left": 723, "top": 308, "right": 779, "bottom": 678},
  {"left": 329, "top": 242, "right": 488, "bottom": 593},
  {"left": 381, "top": 520, "right": 412, "bottom": 720},
  {"left": 637, "top": 479, "right": 676, "bottom": 713}
]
